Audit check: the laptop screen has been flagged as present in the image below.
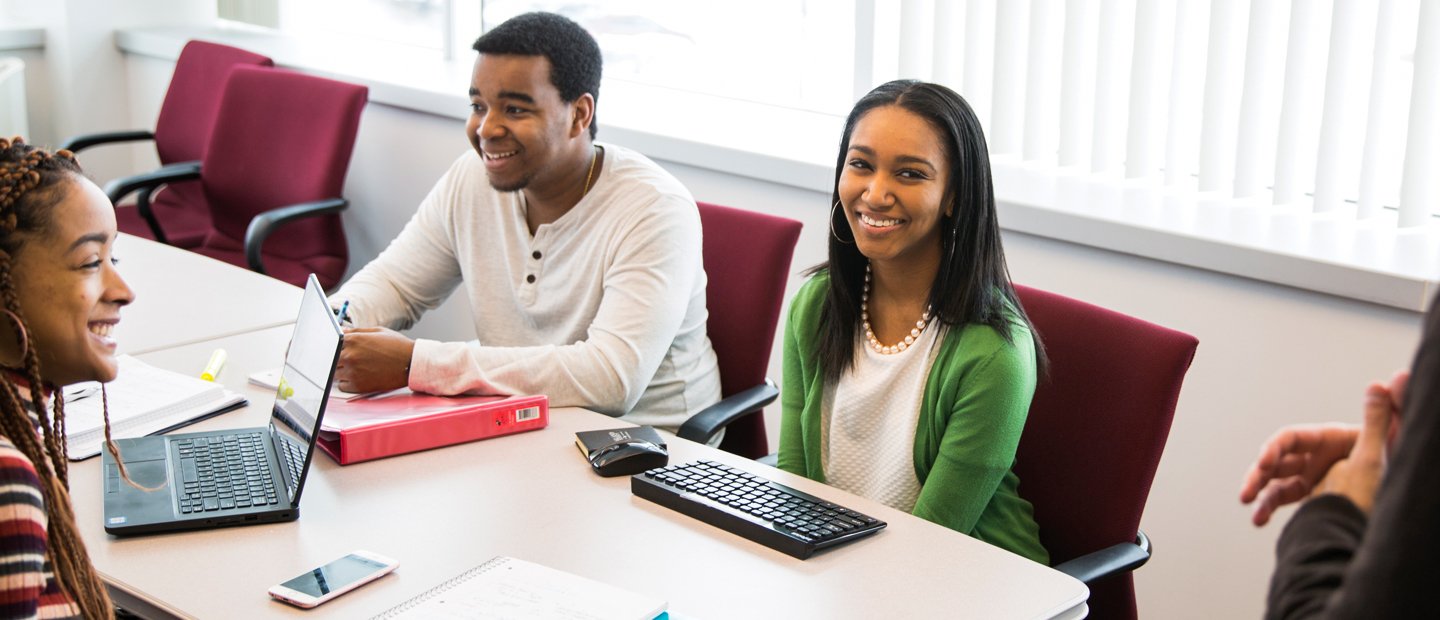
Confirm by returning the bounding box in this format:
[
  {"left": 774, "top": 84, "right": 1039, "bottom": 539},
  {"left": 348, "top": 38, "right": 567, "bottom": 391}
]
[{"left": 269, "top": 274, "right": 343, "bottom": 503}]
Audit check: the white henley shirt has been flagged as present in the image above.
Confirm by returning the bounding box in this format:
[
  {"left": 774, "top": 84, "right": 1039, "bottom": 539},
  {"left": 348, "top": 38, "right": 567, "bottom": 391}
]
[{"left": 333, "top": 143, "right": 721, "bottom": 431}]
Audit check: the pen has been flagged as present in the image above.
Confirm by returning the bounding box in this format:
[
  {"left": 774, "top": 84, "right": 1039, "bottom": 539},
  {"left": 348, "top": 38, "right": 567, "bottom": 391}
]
[
  {"left": 201, "top": 348, "right": 227, "bottom": 382},
  {"left": 337, "top": 300, "right": 350, "bottom": 325}
]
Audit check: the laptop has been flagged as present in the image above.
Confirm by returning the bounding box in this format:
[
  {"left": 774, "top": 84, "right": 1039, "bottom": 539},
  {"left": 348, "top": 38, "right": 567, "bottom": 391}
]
[{"left": 102, "top": 274, "right": 342, "bottom": 536}]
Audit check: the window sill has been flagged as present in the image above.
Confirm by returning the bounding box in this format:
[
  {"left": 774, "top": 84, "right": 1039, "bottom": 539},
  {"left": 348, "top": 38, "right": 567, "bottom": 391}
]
[{"left": 115, "top": 24, "right": 1438, "bottom": 312}]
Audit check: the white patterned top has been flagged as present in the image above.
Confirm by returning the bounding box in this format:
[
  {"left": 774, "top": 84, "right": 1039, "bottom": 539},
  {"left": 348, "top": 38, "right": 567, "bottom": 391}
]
[{"left": 821, "top": 324, "right": 943, "bottom": 512}]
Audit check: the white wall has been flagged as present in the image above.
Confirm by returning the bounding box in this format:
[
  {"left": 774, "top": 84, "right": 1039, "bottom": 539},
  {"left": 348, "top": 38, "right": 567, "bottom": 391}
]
[
  {"left": 112, "top": 52, "right": 1425, "bottom": 619},
  {"left": 0, "top": 49, "right": 49, "bottom": 147},
  {"left": 1, "top": 0, "right": 214, "bottom": 179}
]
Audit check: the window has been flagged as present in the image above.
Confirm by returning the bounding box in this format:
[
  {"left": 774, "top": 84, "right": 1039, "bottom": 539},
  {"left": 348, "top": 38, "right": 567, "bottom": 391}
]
[
  {"left": 230, "top": 0, "right": 1435, "bottom": 222},
  {"left": 225, "top": 0, "right": 857, "bottom": 115},
  {"left": 224, "top": 0, "right": 482, "bottom": 60},
  {"left": 869, "top": 0, "right": 1432, "bottom": 223},
  {"left": 481, "top": 0, "right": 856, "bottom": 115}
]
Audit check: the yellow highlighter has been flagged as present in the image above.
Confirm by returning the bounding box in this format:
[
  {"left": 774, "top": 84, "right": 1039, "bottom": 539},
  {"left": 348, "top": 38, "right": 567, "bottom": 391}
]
[{"left": 200, "top": 348, "right": 228, "bottom": 382}]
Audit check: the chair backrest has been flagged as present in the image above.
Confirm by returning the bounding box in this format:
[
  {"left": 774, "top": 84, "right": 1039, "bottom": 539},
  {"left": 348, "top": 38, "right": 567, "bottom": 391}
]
[
  {"left": 1012, "top": 285, "right": 1197, "bottom": 620},
  {"left": 697, "top": 202, "right": 803, "bottom": 458},
  {"left": 202, "top": 66, "right": 368, "bottom": 288},
  {"left": 153, "top": 40, "right": 273, "bottom": 165}
]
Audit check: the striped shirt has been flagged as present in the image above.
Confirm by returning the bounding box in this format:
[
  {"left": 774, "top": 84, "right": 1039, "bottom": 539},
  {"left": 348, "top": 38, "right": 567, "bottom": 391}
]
[{"left": 0, "top": 435, "right": 80, "bottom": 620}]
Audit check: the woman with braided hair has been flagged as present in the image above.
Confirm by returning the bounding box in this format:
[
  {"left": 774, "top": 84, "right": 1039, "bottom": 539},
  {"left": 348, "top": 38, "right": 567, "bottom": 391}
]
[{"left": 0, "top": 136, "right": 134, "bottom": 619}]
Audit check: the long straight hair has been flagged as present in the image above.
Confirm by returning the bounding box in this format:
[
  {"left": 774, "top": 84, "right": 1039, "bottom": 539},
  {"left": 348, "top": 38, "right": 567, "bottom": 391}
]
[{"left": 815, "top": 80, "right": 1044, "bottom": 383}]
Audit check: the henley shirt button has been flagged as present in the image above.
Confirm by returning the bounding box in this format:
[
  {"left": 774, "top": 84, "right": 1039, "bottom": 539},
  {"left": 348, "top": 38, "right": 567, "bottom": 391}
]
[
  {"left": 526, "top": 274, "right": 536, "bottom": 283},
  {"left": 532, "top": 250, "right": 542, "bottom": 260}
]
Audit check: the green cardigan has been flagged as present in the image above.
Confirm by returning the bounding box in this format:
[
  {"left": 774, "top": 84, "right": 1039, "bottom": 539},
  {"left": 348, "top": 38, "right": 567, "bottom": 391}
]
[{"left": 777, "top": 274, "right": 1049, "bottom": 564}]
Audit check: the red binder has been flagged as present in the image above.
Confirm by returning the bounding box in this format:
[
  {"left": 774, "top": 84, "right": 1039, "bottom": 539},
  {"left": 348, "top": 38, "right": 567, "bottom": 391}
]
[{"left": 315, "top": 392, "right": 549, "bottom": 465}]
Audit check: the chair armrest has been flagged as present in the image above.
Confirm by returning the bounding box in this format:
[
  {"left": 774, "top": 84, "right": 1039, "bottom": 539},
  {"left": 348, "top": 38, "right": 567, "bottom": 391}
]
[
  {"left": 104, "top": 161, "right": 201, "bottom": 205},
  {"left": 104, "top": 162, "right": 202, "bottom": 245},
  {"left": 676, "top": 379, "right": 778, "bottom": 445},
  {"left": 244, "top": 198, "right": 348, "bottom": 275},
  {"left": 1052, "top": 530, "right": 1152, "bottom": 585},
  {"left": 61, "top": 129, "right": 155, "bottom": 153}
]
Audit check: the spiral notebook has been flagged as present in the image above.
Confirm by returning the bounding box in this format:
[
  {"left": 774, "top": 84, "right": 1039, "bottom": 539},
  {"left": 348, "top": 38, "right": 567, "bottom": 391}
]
[{"left": 372, "top": 556, "right": 667, "bottom": 620}]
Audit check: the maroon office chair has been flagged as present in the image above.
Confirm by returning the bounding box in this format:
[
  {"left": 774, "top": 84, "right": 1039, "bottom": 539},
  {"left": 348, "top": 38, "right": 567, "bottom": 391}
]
[
  {"left": 675, "top": 202, "right": 802, "bottom": 458},
  {"left": 65, "top": 40, "right": 273, "bottom": 247},
  {"left": 107, "top": 66, "right": 367, "bottom": 289},
  {"left": 1011, "top": 285, "right": 1198, "bottom": 620}
]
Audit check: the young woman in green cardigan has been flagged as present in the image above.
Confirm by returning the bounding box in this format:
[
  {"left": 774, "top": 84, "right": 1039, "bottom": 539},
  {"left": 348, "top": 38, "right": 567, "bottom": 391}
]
[{"left": 777, "top": 80, "right": 1048, "bottom": 564}]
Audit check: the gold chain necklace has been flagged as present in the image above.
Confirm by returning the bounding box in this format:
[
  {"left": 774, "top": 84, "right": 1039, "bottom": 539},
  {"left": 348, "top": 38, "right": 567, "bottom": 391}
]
[{"left": 582, "top": 145, "right": 599, "bottom": 197}]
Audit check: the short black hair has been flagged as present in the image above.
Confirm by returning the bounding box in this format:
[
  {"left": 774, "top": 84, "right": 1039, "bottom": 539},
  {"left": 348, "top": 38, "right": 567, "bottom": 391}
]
[{"left": 473, "top": 12, "right": 602, "bottom": 139}]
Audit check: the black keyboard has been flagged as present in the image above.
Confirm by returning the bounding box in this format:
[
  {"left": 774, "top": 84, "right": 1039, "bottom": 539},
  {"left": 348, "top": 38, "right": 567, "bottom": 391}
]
[
  {"left": 175, "top": 434, "right": 278, "bottom": 514},
  {"left": 278, "top": 433, "right": 307, "bottom": 490},
  {"left": 632, "top": 460, "right": 886, "bottom": 559}
]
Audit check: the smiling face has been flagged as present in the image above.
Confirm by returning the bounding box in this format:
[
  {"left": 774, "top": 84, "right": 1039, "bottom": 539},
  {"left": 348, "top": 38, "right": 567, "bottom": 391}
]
[
  {"left": 9, "top": 175, "right": 134, "bottom": 386},
  {"left": 838, "top": 105, "right": 952, "bottom": 270},
  {"left": 466, "top": 53, "right": 590, "bottom": 193}
]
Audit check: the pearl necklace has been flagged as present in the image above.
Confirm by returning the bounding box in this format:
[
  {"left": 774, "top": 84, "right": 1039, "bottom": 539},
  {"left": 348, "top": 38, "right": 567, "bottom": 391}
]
[{"left": 861, "top": 263, "right": 932, "bottom": 355}]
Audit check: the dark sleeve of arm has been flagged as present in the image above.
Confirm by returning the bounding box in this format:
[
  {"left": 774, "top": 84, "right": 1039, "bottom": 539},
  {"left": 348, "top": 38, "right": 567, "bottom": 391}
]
[{"left": 1266, "top": 495, "right": 1366, "bottom": 620}]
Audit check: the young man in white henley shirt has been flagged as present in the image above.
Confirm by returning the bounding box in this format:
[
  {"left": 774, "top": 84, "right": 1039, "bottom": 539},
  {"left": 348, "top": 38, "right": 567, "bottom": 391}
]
[{"left": 329, "top": 12, "right": 721, "bottom": 433}]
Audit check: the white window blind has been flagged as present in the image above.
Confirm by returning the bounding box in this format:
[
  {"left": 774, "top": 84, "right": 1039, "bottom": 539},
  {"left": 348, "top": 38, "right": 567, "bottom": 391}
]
[{"left": 872, "top": 0, "right": 1433, "bottom": 226}]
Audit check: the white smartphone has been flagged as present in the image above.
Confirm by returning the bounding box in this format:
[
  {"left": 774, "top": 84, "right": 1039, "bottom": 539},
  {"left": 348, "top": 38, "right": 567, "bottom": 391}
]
[{"left": 267, "top": 550, "right": 398, "bottom": 609}]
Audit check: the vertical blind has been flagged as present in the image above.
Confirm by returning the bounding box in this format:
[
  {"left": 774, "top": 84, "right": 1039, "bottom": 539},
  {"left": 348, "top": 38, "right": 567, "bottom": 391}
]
[{"left": 867, "top": 0, "right": 1434, "bottom": 227}]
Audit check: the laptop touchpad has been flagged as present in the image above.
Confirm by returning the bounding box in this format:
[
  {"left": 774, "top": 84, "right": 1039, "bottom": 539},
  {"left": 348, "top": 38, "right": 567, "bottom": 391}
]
[
  {"left": 112, "top": 459, "right": 167, "bottom": 490},
  {"left": 113, "top": 437, "right": 167, "bottom": 463}
]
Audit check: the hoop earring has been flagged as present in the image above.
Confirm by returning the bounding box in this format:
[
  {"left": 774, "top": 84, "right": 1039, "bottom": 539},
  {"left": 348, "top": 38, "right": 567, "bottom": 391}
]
[
  {"left": 0, "top": 309, "right": 26, "bottom": 360},
  {"left": 830, "top": 200, "right": 855, "bottom": 245},
  {"left": 941, "top": 214, "right": 959, "bottom": 266}
]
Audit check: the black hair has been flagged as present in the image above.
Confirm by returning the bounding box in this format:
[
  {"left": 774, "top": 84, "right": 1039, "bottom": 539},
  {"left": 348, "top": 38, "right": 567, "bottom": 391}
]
[
  {"left": 814, "top": 80, "right": 1044, "bottom": 383},
  {"left": 473, "top": 11, "right": 603, "bottom": 139}
]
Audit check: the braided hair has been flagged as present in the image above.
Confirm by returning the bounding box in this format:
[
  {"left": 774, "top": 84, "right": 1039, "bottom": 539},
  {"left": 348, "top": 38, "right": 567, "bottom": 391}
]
[{"left": 0, "top": 136, "right": 116, "bottom": 619}]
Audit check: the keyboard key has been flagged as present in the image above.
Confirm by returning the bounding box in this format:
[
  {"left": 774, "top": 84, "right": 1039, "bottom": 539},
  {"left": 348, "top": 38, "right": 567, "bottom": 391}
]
[{"left": 181, "top": 462, "right": 199, "bottom": 483}]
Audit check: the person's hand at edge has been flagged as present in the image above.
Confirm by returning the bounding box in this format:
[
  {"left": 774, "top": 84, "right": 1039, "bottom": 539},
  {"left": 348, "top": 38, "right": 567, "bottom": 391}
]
[
  {"left": 1240, "top": 370, "right": 1407, "bottom": 526},
  {"left": 334, "top": 327, "right": 415, "bottom": 394},
  {"left": 1383, "top": 369, "right": 1408, "bottom": 452},
  {"left": 1240, "top": 423, "right": 1360, "bottom": 527},
  {"left": 1309, "top": 381, "right": 1397, "bottom": 515}
]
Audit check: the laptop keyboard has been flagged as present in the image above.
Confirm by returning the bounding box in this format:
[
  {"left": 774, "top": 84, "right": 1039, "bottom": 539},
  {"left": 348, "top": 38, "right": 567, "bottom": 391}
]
[
  {"left": 278, "top": 433, "right": 307, "bottom": 492},
  {"left": 175, "top": 434, "right": 278, "bottom": 514},
  {"left": 631, "top": 460, "right": 887, "bottom": 559}
]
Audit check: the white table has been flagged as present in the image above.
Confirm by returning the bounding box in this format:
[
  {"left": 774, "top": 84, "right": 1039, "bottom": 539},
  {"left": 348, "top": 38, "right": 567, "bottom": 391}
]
[
  {"left": 71, "top": 326, "right": 1089, "bottom": 619},
  {"left": 113, "top": 234, "right": 301, "bottom": 355}
]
